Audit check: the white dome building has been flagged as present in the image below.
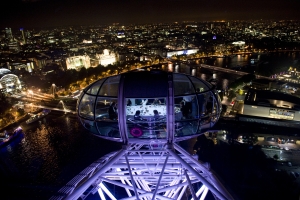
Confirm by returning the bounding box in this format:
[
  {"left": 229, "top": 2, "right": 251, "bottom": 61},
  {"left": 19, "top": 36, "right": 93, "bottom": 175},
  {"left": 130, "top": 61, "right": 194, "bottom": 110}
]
[
  {"left": 0, "top": 68, "right": 22, "bottom": 94},
  {"left": 97, "top": 49, "right": 116, "bottom": 67}
]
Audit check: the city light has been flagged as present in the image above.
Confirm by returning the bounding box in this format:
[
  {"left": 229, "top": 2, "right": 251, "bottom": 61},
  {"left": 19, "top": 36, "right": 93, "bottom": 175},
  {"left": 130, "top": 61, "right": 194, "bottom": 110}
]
[{"left": 1, "top": 19, "right": 300, "bottom": 200}]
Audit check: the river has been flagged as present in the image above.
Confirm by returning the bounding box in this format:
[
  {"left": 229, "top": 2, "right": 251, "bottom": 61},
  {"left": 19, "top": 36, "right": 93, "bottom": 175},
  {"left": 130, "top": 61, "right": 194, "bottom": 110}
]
[
  {"left": 0, "top": 111, "right": 122, "bottom": 199},
  {"left": 169, "top": 51, "right": 300, "bottom": 91}
]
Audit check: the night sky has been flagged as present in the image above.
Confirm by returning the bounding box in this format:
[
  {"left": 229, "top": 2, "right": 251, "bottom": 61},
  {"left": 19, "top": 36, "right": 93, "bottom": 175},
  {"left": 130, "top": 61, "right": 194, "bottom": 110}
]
[{"left": 1, "top": 0, "right": 300, "bottom": 29}]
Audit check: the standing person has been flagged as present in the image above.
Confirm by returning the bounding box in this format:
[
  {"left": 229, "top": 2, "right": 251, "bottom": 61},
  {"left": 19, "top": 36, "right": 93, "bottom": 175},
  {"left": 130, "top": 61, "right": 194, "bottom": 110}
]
[
  {"left": 153, "top": 109, "right": 162, "bottom": 137},
  {"left": 206, "top": 97, "right": 213, "bottom": 114},
  {"left": 180, "top": 101, "right": 189, "bottom": 119},
  {"left": 108, "top": 102, "right": 118, "bottom": 120},
  {"left": 183, "top": 94, "right": 192, "bottom": 117},
  {"left": 197, "top": 94, "right": 205, "bottom": 117},
  {"left": 152, "top": 98, "right": 161, "bottom": 105},
  {"left": 191, "top": 95, "right": 198, "bottom": 118},
  {"left": 127, "top": 99, "right": 132, "bottom": 106},
  {"left": 196, "top": 88, "right": 205, "bottom": 117}
]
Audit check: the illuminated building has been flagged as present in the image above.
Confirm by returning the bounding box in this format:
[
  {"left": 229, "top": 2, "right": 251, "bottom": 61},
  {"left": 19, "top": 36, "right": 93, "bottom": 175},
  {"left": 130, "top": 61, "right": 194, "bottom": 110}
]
[
  {"left": 166, "top": 49, "right": 198, "bottom": 57},
  {"left": 238, "top": 89, "right": 300, "bottom": 129},
  {"left": 5, "top": 27, "right": 13, "bottom": 41},
  {"left": 53, "top": 70, "right": 233, "bottom": 200},
  {"left": 20, "top": 28, "right": 26, "bottom": 44},
  {"left": 7, "top": 42, "right": 20, "bottom": 52},
  {"left": 232, "top": 41, "right": 245, "bottom": 47},
  {"left": 97, "top": 49, "right": 116, "bottom": 67},
  {"left": 83, "top": 39, "right": 92, "bottom": 43},
  {"left": 117, "top": 31, "right": 125, "bottom": 38},
  {"left": 0, "top": 68, "right": 22, "bottom": 94},
  {"left": 66, "top": 55, "right": 91, "bottom": 70}
]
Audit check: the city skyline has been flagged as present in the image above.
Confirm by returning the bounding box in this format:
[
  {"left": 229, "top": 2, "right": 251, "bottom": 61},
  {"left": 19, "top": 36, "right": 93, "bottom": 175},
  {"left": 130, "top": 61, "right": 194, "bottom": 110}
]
[
  {"left": 1, "top": 1, "right": 300, "bottom": 196},
  {"left": 1, "top": 0, "right": 300, "bottom": 29}
]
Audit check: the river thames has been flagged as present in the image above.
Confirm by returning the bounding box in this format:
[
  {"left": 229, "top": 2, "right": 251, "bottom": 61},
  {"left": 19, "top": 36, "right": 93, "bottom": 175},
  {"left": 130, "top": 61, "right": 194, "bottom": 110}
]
[
  {"left": 0, "top": 111, "right": 123, "bottom": 199},
  {"left": 1, "top": 52, "right": 300, "bottom": 200}
]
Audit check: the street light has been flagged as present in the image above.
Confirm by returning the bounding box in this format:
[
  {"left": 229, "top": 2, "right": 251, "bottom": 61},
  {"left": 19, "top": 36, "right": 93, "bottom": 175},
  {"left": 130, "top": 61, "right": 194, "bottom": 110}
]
[
  {"left": 51, "top": 83, "right": 56, "bottom": 98},
  {"left": 28, "top": 90, "right": 33, "bottom": 101}
]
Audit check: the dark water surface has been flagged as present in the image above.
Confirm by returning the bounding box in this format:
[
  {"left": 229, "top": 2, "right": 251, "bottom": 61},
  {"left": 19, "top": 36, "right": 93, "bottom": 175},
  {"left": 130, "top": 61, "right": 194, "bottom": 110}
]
[
  {"left": 0, "top": 111, "right": 122, "bottom": 199},
  {"left": 172, "top": 51, "right": 300, "bottom": 90}
]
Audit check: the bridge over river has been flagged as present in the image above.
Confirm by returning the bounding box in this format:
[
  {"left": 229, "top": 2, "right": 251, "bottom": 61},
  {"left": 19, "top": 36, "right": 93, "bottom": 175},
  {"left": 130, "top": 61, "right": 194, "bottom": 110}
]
[
  {"left": 29, "top": 100, "right": 76, "bottom": 114},
  {"left": 197, "top": 64, "right": 274, "bottom": 80}
]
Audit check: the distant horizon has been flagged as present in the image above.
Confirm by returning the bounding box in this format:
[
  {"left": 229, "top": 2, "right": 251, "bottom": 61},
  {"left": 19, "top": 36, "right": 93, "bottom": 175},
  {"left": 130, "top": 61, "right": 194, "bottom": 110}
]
[
  {"left": 1, "top": 0, "right": 300, "bottom": 30},
  {"left": 3, "top": 19, "right": 300, "bottom": 31}
]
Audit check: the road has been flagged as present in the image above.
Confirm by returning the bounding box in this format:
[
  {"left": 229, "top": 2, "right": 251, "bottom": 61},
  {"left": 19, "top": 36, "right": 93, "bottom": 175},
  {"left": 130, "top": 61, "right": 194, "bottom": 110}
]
[
  {"left": 9, "top": 91, "right": 78, "bottom": 120},
  {"left": 263, "top": 148, "right": 300, "bottom": 166}
]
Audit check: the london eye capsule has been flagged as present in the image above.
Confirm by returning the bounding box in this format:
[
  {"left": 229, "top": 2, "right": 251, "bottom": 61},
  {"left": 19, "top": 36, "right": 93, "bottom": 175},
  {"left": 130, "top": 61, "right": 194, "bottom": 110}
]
[{"left": 76, "top": 69, "right": 222, "bottom": 144}]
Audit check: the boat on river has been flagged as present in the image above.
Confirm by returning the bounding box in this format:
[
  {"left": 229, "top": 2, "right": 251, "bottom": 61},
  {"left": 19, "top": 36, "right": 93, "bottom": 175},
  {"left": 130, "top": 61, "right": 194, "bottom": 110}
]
[
  {"left": 0, "top": 127, "right": 24, "bottom": 148},
  {"left": 26, "top": 109, "right": 51, "bottom": 124}
]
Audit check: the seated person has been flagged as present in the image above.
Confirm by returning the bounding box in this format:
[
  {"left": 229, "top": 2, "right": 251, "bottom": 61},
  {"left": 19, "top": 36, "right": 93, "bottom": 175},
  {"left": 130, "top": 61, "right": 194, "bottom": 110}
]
[
  {"left": 175, "top": 107, "right": 183, "bottom": 120},
  {"left": 134, "top": 110, "right": 146, "bottom": 121},
  {"left": 108, "top": 102, "right": 118, "bottom": 120},
  {"left": 153, "top": 109, "right": 160, "bottom": 120}
]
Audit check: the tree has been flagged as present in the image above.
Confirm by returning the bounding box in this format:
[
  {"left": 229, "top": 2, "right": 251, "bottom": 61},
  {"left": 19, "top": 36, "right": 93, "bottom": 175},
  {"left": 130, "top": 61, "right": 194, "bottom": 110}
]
[
  {"left": 16, "top": 108, "right": 25, "bottom": 117},
  {"left": 0, "top": 91, "right": 11, "bottom": 115},
  {"left": 43, "top": 62, "right": 60, "bottom": 72},
  {"left": 78, "top": 67, "right": 87, "bottom": 80},
  {"left": 4, "top": 113, "right": 15, "bottom": 123},
  {"left": 227, "top": 89, "right": 236, "bottom": 102},
  {"left": 23, "top": 74, "right": 47, "bottom": 89},
  {"left": 229, "top": 74, "right": 256, "bottom": 89}
]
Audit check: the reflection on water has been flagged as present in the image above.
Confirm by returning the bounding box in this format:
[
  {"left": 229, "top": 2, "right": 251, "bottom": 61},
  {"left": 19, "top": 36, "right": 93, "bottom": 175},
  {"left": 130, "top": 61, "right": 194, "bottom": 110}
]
[
  {"left": 167, "top": 51, "right": 300, "bottom": 90},
  {"left": 0, "top": 112, "right": 121, "bottom": 199}
]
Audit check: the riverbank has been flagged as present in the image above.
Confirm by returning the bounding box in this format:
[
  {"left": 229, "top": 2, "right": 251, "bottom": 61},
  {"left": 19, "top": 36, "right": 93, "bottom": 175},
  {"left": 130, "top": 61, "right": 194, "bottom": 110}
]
[
  {"left": 0, "top": 108, "right": 45, "bottom": 133},
  {"left": 0, "top": 114, "right": 29, "bottom": 133}
]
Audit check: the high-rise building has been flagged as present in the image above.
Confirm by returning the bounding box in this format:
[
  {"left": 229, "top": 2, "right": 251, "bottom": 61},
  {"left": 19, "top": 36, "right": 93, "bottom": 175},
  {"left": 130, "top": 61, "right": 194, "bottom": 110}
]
[
  {"left": 5, "top": 27, "right": 13, "bottom": 41},
  {"left": 20, "top": 28, "right": 26, "bottom": 44}
]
